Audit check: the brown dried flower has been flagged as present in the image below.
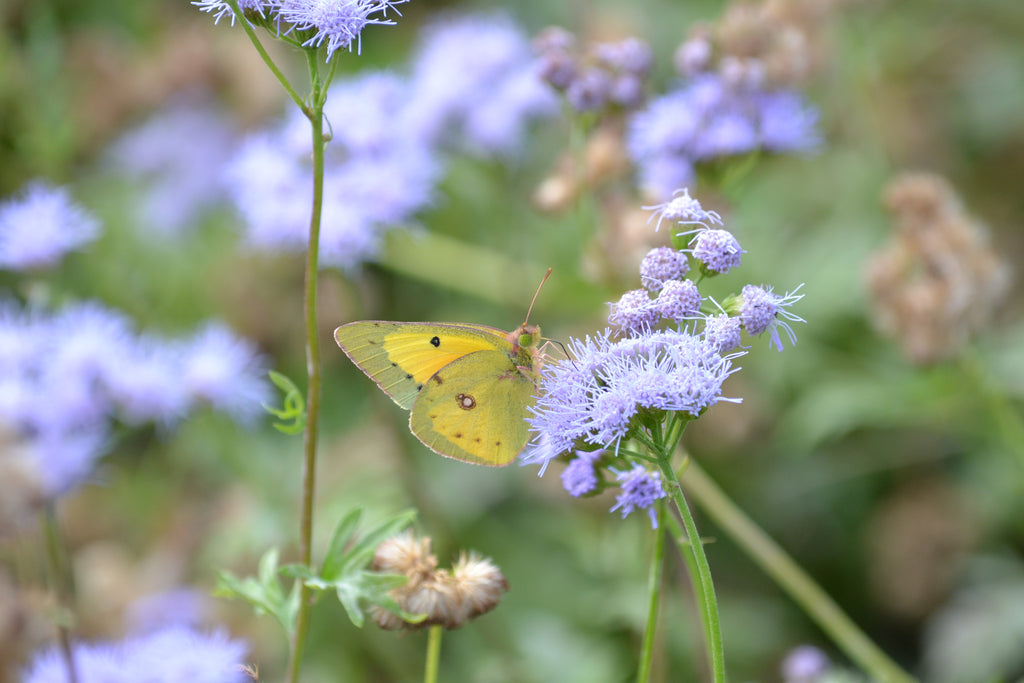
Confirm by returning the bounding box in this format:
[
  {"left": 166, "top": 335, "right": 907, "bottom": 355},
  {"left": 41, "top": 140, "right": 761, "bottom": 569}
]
[
  {"left": 866, "top": 172, "right": 1011, "bottom": 365},
  {"left": 370, "top": 533, "right": 508, "bottom": 631}
]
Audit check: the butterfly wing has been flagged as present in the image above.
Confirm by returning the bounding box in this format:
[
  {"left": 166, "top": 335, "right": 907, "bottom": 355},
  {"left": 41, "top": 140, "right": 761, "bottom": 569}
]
[
  {"left": 409, "top": 350, "right": 536, "bottom": 466},
  {"left": 334, "top": 321, "right": 513, "bottom": 410}
]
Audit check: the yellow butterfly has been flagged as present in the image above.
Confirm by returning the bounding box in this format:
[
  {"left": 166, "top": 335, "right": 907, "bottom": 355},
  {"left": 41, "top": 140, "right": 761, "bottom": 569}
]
[
  {"left": 334, "top": 320, "right": 541, "bottom": 466},
  {"left": 334, "top": 275, "right": 551, "bottom": 467}
]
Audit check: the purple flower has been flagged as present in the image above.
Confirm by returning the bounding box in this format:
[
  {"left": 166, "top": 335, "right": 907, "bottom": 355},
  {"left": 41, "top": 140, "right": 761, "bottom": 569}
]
[
  {"left": 738, "top": 284, "right": 805, "bottom": 351},
  {"left": 525, "top": 329, "right": 743, "bottom": 466},
  {"left": 628, "top": 74, "right": 821, "bottom": 200},
  {"left": 640, "top": 246, "right": 689, "bottom": 291},
  {"left": 643, "top": 187, "right": 722, "bottom": 233},
  {"left": 224, "top": 72, "right": 439, "bottom": 269},
  {"left": 656, "top": 279, "right": 702, "bottom": 322},
  {"left": 192, "top": 0, "right": 275, "bottom": 26},
  {"left": 702, "top": 313, "right": 743, "bottom": 354},
  {"left": 608, "top": 289, "right": 657, "bottom": 334},
  {"left": 107, "top": 93, "right": 237, "bottom": 236},
  {"left": 0, "top": 182, "right": 100, "bottom": 270},
  {"left": 610, "top": 465, "right": 666, "bottom": 528},
  {"left": 409, "top": 13, "right": 557, "bottom": 156},
  {"left": 278, "top": 0, "right": 406, "bottom": 59},
  {"left": 23, "top": 626, "right": 249, "bottom": 683},
  {"left": 690, "top": 228, "right": 745, "bottom": 274},
  {"left": 179, "top": 323, "right": 271, "bottom": 423},
  {"left": 127, "top": 589, "right": 210, "bottom": 635},
  {"left": 781, "top": 645, "right": 830, "bottom": 682},
  {"left": 561, "top": 450, "right": 603, "bottom": 497},
  {"left": 565, "top": 68, "right": 613, "bottom": 112}
]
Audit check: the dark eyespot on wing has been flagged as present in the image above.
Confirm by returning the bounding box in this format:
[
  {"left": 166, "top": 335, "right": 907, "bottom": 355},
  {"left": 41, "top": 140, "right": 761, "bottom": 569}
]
[
  {"left": 431, "top": 375, "right": 443, "bottom": 385},
  {"left": 430, "top": 336, "right": 441, "bottom": 347}
]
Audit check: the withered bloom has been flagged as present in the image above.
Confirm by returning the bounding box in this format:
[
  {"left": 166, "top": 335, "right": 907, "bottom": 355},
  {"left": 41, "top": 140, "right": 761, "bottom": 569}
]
[
  {"left": 371, "top": 533, "right": 508, "bottom": 631},
  {"left": 866, "top": 172, "right": 1011, "bottom": 365}
]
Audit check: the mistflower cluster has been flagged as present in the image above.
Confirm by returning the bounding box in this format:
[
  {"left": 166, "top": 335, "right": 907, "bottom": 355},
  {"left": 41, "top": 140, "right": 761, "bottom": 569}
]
[
  {"left": 194, "top": 0, "right": 407, "bottom": 60},
  {"left": 23, "top": 626, "right": 249, "bottom": 683},
  {"left": 866, "top": 172, "right": 1011, "bottom": 365},
  {"left": 409, "top": 13, "right": 558, "bottom": 156},
  {"left": 526, "top": 188, "right": 804, "bottom": 525},
  {"left": 535, "top": 27, "right": 653, "bottom": 113},
  {"left": 0, "top": 301, "right": 270, "bottom": 498},
  {"left": 0, "top": 182, "right": 100, "bottom": 271},
  {"left": 370, "top": 532, "right": 508, "bottom": 631},
  {"left": 222, "top": 14, "right": 555, "bottom": 268},
  {"left": 107, "top": 93, "right": 237, "bottom": 236},
  {"left": 628, "top": 73, "right": 821, "bottom": 199}
]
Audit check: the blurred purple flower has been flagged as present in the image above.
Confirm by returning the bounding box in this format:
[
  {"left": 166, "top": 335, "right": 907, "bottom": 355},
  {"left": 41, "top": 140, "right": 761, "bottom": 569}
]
[
  {"left": 0, "top": 300, "right": 269, "bottom": 497},
  {"left": 781, "top": 644, "right": 830, "bottom": 682},
  {"left": 23, "top": 626, "right": 249, "bottom": 683},
  {"left": 107, "top": 93, "right": 237, "bottom": 236},
  {"left": 225, "top": 71, "right": 439, "bottom": 270},
  {"left": 0, "top": 181, "right": 100, "bottom": 270},
  {"left": 409, "top": 13, "right": 557, "bottom": 156},
  {"left": 628, "top": 74, "right": 820, "bottom": 199},
  {"left": 128, "top": 589, "right": 210, "bottom": 635},
  {"left": 561, "top": 450, "right": 603, "bottom": 497}
]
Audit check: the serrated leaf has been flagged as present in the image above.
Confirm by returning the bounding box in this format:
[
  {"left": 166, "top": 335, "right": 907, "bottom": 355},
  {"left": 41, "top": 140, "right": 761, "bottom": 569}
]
[{"left": 215, "top": 548, "right": 300, "bottom": 638}]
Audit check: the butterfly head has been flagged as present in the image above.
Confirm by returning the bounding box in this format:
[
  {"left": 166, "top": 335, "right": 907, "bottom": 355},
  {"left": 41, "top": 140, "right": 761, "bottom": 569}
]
[{"left": 507, "top": 323, "right": 541, "bottom": 354}]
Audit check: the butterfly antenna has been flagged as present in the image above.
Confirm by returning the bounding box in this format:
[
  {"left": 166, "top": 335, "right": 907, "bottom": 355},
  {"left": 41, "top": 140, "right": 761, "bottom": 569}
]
[{"left": 524, "top": 268, "right": 552, "bottom": 326}]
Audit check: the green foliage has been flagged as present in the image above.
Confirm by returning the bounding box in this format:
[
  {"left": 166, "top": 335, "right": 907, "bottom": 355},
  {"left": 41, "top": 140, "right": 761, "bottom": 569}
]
[
  {"left": 215, "top": 548, "right": 301, "bottom": 638},
  {"left": 263, "top": 370, "right": 307, "bottom": 436}
]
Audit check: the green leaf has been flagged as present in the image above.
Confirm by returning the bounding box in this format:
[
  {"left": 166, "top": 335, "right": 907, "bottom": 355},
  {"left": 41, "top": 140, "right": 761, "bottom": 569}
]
[
  {"left": 262, "top": 370, "right": 306, "bottom": 435},
  {"left": 322, "top": 508, "right": 418, "bottom": 581},
  {"left": 214, "top": 548, "right": 300, "bottom": 638}
]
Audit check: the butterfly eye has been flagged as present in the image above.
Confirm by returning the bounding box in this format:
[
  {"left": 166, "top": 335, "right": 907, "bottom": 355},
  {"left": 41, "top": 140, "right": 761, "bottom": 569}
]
[{"left": 518, "top": 332, "right": 533, "bottom": 347}]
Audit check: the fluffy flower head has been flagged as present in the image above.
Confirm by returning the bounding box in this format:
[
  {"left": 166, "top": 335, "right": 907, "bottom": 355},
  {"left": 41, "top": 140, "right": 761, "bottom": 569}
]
[
  {"left": 738, "top": 283, "right": 805, "bottom": 351},
  {"left": 279, "top": 0, "right": 406, "bottom": 60},
  {"left": 610, "top": 465, "right": 667, "bottom": 528},
  {"left": 0, "top": 182, "right": 100, "bottom": 270}
]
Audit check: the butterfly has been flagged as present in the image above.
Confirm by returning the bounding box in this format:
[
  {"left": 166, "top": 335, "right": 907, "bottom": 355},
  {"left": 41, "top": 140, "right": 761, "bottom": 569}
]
[{"left": 333, "top": 272, "right": 550, "bottom": 467}]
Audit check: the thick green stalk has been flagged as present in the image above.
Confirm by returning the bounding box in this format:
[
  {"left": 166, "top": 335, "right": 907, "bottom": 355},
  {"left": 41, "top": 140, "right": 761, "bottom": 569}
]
[
  {"left": 285, "top": 53, "right": 327, "bottom": 683},
  {"left": 657, "top": 459, "right": 725, "bottom": 683},
  {"left": 424, "top": 625, "right": 443, "bottom": 683},
  {"left": 637, "top": 504, "right": 666, "bottom": 683},
  {"left": 679, "top": 460, "right": 917, "bottom": 683}
]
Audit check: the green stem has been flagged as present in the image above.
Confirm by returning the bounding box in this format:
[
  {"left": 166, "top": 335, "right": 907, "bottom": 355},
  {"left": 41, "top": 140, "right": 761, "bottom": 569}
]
[
  {"left": 679, "top": 460, "right": 917, "bottom": 683},
  {"left": 285, "top": 53, "right": 327, "bottom": 683},
  {"left": 424, "top": 625, "right": 443, "bottom": 683},
  {"left": 225, "top": 0, "right": 307, "bottom": 113},
  {"left": 665, "top": 512, "right": 711, "bottom": 679},
  {"left": 42, "top": 505, "right": 78, "bottom": 683},
  {"left": 637, "top": 503, "right": 666, "bottom": 683},
  {"left": 657, "top": 459, "right": 725, "bottom": 683}
]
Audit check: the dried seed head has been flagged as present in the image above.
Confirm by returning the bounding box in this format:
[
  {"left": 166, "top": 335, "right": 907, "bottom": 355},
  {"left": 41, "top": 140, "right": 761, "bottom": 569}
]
[
  {"left": 371, "top": 531, "right": 437, "bottom": 583},
  {"left": 866, "top": 172, "right": 1011, "bottom": 365},
  {"left": 449, "top": 552, "right": 509, "bottom": 624}
]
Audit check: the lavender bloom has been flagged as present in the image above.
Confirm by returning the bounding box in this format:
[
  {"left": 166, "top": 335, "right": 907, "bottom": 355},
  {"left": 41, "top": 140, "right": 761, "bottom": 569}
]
[
  {"left": 561, "top": 450, "right": 603, "bottom": 497},
  {"left": 640, "top": 246, "right": 689, "bottom": 291},
  {"left": 702, "top": 313, "right": 743, "bottom": 354},
  {"left": 0, "top": 300, "right": 269, "bottom": 497},
  {"left": 781, "top": 645, "right": 830, "bottom": 682},
  {"left": 193, "top": 0, "right": 275, "bottom": 26},
  {"left": 23, "top": 626, "right": 249, "bottom": 683},
  {"left": 128, "top": 589, "right": 210, "bottom": 635},
  {"left": 628, "top": 74, "right": 821, "bottom": 200},
  {"left": 608, "top": 289, "right": 657, "bottom": 334},
  {"left": 738, "top": 283, "right": 806, "bottom": 351},
  {"left": 644, "top": 187, "right": 722, "bottom": 233},
  {"left": 610, "top": 465, "right": 667, "bottom": 527},
  {"left": 107, "top": 94, "right": 237, "bottom": 236},
  {"left": 690, "top": 228, "right": 745, "bottom": 274},
  {"left": 224, "top": 72, "right": 439, "bottom": 269},
  {"left": 409, "top": 13, "right": 557, "bottom": 156},
  {"left": 525, "top": 329, "right": 743, "bottom": 467},
  {"left": 0, "top": 182, "right": 100, "bottom": 270},
  {"left": 656, "top": 279, "right": 702, "bottom": 322},
  {"left": 279, "top": 0, "right": 406, "bottom": 60}
]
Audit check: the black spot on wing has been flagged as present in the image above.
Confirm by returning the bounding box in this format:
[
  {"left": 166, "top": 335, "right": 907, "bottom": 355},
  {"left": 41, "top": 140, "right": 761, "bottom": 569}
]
[{"left": 430, "top": 336, "right": 441, "bottom": 347}]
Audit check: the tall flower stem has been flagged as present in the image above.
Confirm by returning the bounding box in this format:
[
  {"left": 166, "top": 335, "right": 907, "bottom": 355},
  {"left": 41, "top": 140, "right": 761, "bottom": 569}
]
[
  {"left": 424, "top": 625, "right": 443, "bottom": 683},
  {"left": 636, "top": 503, "right": 666, "bottom": 683},
  {"left": 656, "top": 455, "right": 725, "bottom": 683},
  {"left": 42, "top": 505, "right": 78, "bottom": 683},
  {"left": 285, "top": 52, "right": 328, "bottom": 683},
  {"left": 678, "top": 458, "right": 917, "bottom": 683}
]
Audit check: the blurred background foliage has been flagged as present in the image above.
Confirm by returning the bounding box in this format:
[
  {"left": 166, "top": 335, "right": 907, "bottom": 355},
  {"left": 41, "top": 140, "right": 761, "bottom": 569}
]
[{"left": 1, "top": 0, "right": 1023, "bottom": 681}]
